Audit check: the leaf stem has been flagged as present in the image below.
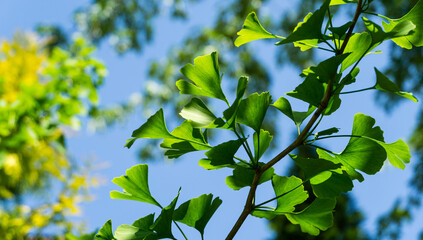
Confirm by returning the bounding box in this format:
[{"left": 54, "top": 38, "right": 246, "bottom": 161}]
[
  {"left": 307, "top": 144, "right": 337, "bottom": 155},
  {"left": 173, "top": 220, "right": 188, "bottom": 240},
  {"left": 311, "top": 134, "right": 363, "bottom": 142},
  {"left": 340, "top": 86, "right": 374, "bottom": 94},
  {"left": 237, "top": 124, "right": 255, "bottom": 164},
  {"left": 255, "top": 181, "right": 306, "bottom": 208},
  {"left": 225, "top": 1, "right": 363, "bottom": 239},
  {"left": 306, "top": 114, "right": 324, "bottom": 139}
]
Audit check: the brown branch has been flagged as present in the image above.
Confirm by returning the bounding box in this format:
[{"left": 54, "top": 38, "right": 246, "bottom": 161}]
[{"left": 225, "top": 1, "right": 363, "bottom": 239}]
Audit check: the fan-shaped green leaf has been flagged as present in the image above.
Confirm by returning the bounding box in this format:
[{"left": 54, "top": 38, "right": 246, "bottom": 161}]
[
  {"left": 199, "top": 139, "right": 244, "bottom": 170},
  {"left": 130, "top": 108, "right": 173, "bottom": 140},
  {"left": 286, "top": 75, "right": 324, "bottom": 107},
  {"left": 223, "top": 77, "right": 249, "bottom": 129},
  {"left": 176, "top": 52, "right": 227, "bottom": 102},
  {"left": 276, "top": 0, "right": 330, "bottom": 45},
  {"left": 363, "top": 17, "right": 415, "bottom": 45},
  {"left": 95, "top": 220, "right": 115, "bottom": 240},
  {"left": 174, "top": 194, "right": 222, "bottom": 237},
  {"left": 180, "top": 98, "right": 217, "bottom": 128},
  {"left": 236, "top": 92, "right": 272, "bottom": 133},
  {"left": 286, "top": 198, "right": 336, "bottom": 236},
  {"left": 374, "top": 68, "right": 418, "bottom": 102},
  {"left": 110, "top": 164, "right": 161, "bottom": 207},
  {"left": 272, "top": 97, "right": 316, "bottom": 128},
  {"left": 382, "top": 0, "right": 423, "bottom": 49},
  {"left": 235, "top": 12, "right": 280, "bottom": 47},
  {"left": 253, "top": 129, "right": 273, "bottom": 162},
  {"left": 150, "top": 192, "right": 180, "bottom": 240},
  {"left": 114, "top": 225, "right": 156, "bottom": 240},
  {"left": 314, "top": 127, "right": 340, "bottom": 138},
  {"left": 341, "top": 32, "right": 372, "bottom": 72}
]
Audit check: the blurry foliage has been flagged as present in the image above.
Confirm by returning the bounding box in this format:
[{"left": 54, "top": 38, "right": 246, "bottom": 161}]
[{"left": 0, "top": 33, "right": 104, "bottom": 239}]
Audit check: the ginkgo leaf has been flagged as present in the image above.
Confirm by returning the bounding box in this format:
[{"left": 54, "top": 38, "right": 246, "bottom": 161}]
[
  {"left": 180, "top": 98, "right": 217, "bottom": 128},
  {"left": 151, "top": 191, "right": 180, "bottom": 239},
  {"left": 277, "top": 0, "right": 330, "bottom": 45},
  {"left": 317, "top": 114, "right": 387, "bottom": 182},
  {"left": 376, "top": 139, "right": 411, "bottom": 169},
  {"left": 199, "top": 139, "right": 243, "bottom": 170},
  {"left": 286, "top": 198, "right": 336, "bottom": 236},
  {"left": 236, "top": 92, "right": 272, "bottom": 133},
  {"left": 174, "top": 194, "right": 222, "bottom": 237},
  {"left": 235, "top": 12, "right": 281, "bottom": 47},
  {"left": 131, "top": 109, "right": 173, "bottom": 140},
  {"left": 286, "top": 75, "right": 325, "bottom": 107},
  {"left": 329, "top": 21, "right": 352, "bottom": 38},
  {"left": 314, "top": 127, "right": 340, "bottom": 138},
  {"left": 252, "top": 175, "right": 308, "bottom": 220},
  {"left": 330, "top": 0, "right": 357, "bottom": 5},
  {"left": 272, "top": 97, "right": 316, "bottom": 128},
  {"left": 382, "top": 0, "right": 423, "bottom": 49},
  {"left": 132, "top": 214, "right": 155, "bottom": 231},
  {"left": 110, "top": 164, "right": 161, "bottom": 207},
  {"left": 363, "top": 17, "right": 415, "bottom": 45},
  {"left": 253, "top": 129, "right": 273, "bottom": 162},
  {"left": 114, "top": 225, "right": 155, "bottom": 240},
  {"left": 95, "top": 220, "right": 115, "bottom": 240},
  {"left": 226, "top": 165, "right": 274, "bottom": 190},
  {"left": 341, "top": 32, "right": 372, "bottom": 72},
  {"left": 374, "top": 68, "right": 418, "bottom": 102},
  {"left": 223, "top": 76, "right": 249, "bottom": 129},
  {"left": 176, "top": 52, "right": 228, "bottom": 102}
]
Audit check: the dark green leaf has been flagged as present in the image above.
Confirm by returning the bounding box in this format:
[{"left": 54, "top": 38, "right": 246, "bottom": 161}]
[
  {"left": 286, "top": 75, "right": 324, "bottom": 107},
  {"left": 276, "top": 0, "right": 330, "bottom": 45},
  {"left": 382, "top": 0, "right": 423, "bottom": 48},
  {"left": 110, "top": 164, "right": 161, "bottom": 207},
  {"left": 174, "top": 194, "right": 222, "bottom": 237},
  {"left": 329, "top": 21, "right": 352, "bottom": 37},
  {"left": 176, "top": 52, "right": 228, "bottom": 102},
  {"left": 314, "top": 127, "right": 339, "bottom": 137},
  {"left": 253, "top": 129, "right": 273, "bottom": 162},
  {"left": 95, "top": 220, "right": 115, "bottom": 240},
  {"left": 286, "top": 198, "right": 336, "bottom": 235},
  {"left": 272, "top": 97, "right": 316, "bottom": 128},
  {"left": 151, "top": 191, "right": 180, "bottom": 239},
  {"left": 236, "top": 92, "right": 272, "bottom": 132},
  {"left": 374, "top": 68, "right": 418, "bottom": 102},
  {"left": 235, "top": 12, "right": 280, "bottom": 47},
  {"left": 225, "top": 165, "right": 274, "bottom": 190},
  {"left": 222, "top": 76, "right": 249, "bottom": 129},
  {"left": 132, "top": 214, "right": 155, "bottom": 231},
  {"left": 179, "top": 98, "right": 217, "bottom": 128},
  {"left": 199, "top": 139, "right": 244, "bottom": 170}
]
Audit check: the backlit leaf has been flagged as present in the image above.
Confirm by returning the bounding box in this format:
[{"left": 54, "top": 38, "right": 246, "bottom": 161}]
[
  {"left": 341, "top": 32, "right": 372, "bottom": 72},
  {"left": 180, "top": 98, "right": 217, "bottom": 128},
  {"left": 286, "top": 198, "right": 336, "bottom": 235},
  {"left": 176, "top": 52, "right": 227, "bottom": 102},
  {"left": 363, "top": 17, "right": 415, "bottom": 45},
  {"left": 110, "top": 164, "right": 161, "bottom": 207},
  {"left": 235, "top": 12, "right": 280, "bottom": 47},
  {"left": 95, "top": 220, "right": 115, "bottom": 240},
  {"left": 272, "top": 97, "right": 316, "bottom": 128},
  {"left": 151, "top": 191, "right": 180, "bottom": 239},
  {"left": 199, "top": 139, "right": 244, "bottom": 170},
  {"left": 226, "top": 165, "right": 274, "bottom": 190},
  {"left": 253, "top": 129, "right": 273, "bottom": 162},
  {"left": 382, "top": 0, "right": 423, "bottom": 48},
  {"left": 130, "top": 109, "right": 173, "bottom": 140},
  {"left": 377, "top": 139, "right": 411, "bottom": 169},
  {"left": 330, "top": 0, "right": 357, "bottom": 5},
  {"left": 174, "top": 194, "right": 222, "bottom": 237},
  {"left": 236, "top": 92, "right": 272, "bottom": 133},
  {"left": 374, "top": 68, "right": 418, "bottom": 102}
]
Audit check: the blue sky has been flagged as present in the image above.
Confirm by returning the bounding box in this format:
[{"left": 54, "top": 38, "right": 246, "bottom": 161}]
[{"left": 1, "top": 0, "right": 422, "bottom": 239}]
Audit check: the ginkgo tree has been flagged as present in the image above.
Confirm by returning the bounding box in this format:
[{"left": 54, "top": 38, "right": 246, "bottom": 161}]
[{"left": 96, "top": 0, "right": 422, "bottom": 239}]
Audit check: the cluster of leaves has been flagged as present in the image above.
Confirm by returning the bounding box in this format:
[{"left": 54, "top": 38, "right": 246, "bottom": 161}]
[
  {"left": 99, "top": 0, "right": 421, "bottom": 239},
  {"left": 0, "top": 33, "right": 104, "bottom": 239}
]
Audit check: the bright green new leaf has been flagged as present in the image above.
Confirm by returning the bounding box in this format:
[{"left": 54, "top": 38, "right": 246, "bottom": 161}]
[
  {"left": 272, "top": 97, "right": 316, "bottom": 128},
  {"left": 277, "top": 0, "right": 330, "bottom": 45},
  {"left": 252, "top": 175, "right": 308, "bottom": 220},
  {"left": 253, "top": 129, "right": 273, "bottom": 162},
  {"left": 374, "top": 68, "right": 418, "bottom": 102},
  {"left": 151, "top": 191, "right": 180, "bottom": 239},
  {"left": 180, "top": 98, "right": 217, "bottom": 128},
  {"left": 130, "top": 108, "right": 173, "bottom": 141},
  {"left": 363, "top": 17, "right": 415, "bottom": 45},
  {"left": 382, "top": 0, "right": 423, "bottom": 49},
  {"left": 235, "top": 12, "right": 281, "bottom": 47},
  {"left": 176, "top": 52, "right": 228, "bottom": 102},
  {"left": 110, "top": 164, "right": 161, "bottom": 207},
  {"left": 236, "top": 92, "right": 272, "bottom": 133},
  {"left": 330, "top": 0, "right": 357, "bottom": 5},
  {"left": 377, "top": 139, "right": 411, "bottom": 169},
  {"left": 95, "top": 220, "right": 115, "bottom": 240},
  {"left": 226, "top": 165, "right": 275, "bottom": 190},
  {"left": 286, "top": 198, "right": 336, "bottom": 235},
  {"left": 341, "top": 32, "right": 372, "bottom": 72},
  {"left": 174, "top": 194, "right": 223, "bottom": 237},
  {"left": 114, "top": 225, "right": 156, "bottom": 240},
  {"left": 317, "top": 114, "right": 387, "bottom": 182},
  {"left": 199, "top": 139, "right": 244, "bottom": 170}
]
